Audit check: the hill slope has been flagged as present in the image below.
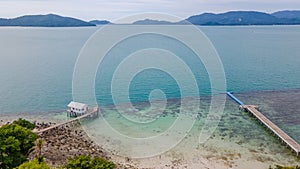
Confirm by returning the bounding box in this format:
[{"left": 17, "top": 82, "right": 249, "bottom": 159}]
[
  {"left": 0, "top": 14, "right": 95, "bottom": 27},
  {"left": 132, "top": 19, "right": 173, "bottom": 25},
  {"left": 272, "top": 10, "right": 300, "bottom": 19},
  {"left": 89, "top": 20, "right": 111, "bottom": 25},
  {"left": 185, "top": 11, "right": 280, "bottom": 25}
]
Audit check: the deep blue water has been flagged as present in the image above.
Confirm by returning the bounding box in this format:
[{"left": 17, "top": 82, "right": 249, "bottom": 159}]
[{"left": 0, "top": 26, "right": 300, "bottom": 113}]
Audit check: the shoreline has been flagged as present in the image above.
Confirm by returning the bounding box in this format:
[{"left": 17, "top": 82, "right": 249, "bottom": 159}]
[
  {"left": 2, "top": 115, "right": 300, "bottom": 169},
  {"left": 1, "top": 89, "right": 300, "bottom": 168},
  {"left": 24, "top": 119, "right": 240, "bottom": 169}
]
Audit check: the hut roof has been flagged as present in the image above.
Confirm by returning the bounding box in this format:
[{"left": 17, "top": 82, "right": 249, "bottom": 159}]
[{"left": 67, "top": 101, "right": 87, "bottom": 109}]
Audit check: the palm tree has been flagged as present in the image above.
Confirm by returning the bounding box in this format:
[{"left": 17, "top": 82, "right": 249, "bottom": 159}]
[{"left": 31, "top": 139, "right": 45, "bottom": 163}]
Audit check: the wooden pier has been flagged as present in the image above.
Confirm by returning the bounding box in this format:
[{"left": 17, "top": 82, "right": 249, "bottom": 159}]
[
  {"left": 34, "top": 107, "right": 99, "bottom": 134},
  {"left": 227, "top": 92, "right": 300, "bottom": 156}
]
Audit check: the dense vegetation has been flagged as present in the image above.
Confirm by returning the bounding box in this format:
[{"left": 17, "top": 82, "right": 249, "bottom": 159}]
[
  {"left": 12, "top": 118, "right": 35, "bottom": 130},
  {"left": 65, "top": 155, "right": 115, "bottom": 169},
  {"left": 13, "top": 155, "right": 116, "bottom": 169},
  {"left": 0, "top": 119, "right": 37, "bottom": 169},
  {"left": 269, "top": 165, "right": 300, "bottom": 169},
  {"left": 0, "top": 119, "right": 116, "bottom": 169},
  {"left": 15, "top": 159, "right": 50, "bottom": 169}
]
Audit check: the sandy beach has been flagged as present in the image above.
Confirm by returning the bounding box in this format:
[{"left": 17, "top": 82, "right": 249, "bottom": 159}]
[{"left": 30, "top": 120, "right": 232, "bottom": 169}]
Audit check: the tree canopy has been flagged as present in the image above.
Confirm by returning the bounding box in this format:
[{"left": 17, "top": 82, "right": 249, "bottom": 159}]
[
  {"left": 65, "top": 155, "right": 115, "bottom": 169},
  {"left": 12, "top": 118, "right": 35, "bottom": 130},
  {"left": 269, "top": 165, "right": 300, "bottom": 169},
  {"left": 15, "top": 158, "right": 50, "bottom": 169},
  {"left": 0, "top": 120, "right": 37, "bottom": 169}
]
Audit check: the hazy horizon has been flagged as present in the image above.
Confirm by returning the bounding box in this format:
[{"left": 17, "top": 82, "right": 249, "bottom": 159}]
[{"left": 0, "top": 0, "right": 300, "bottom": 23}]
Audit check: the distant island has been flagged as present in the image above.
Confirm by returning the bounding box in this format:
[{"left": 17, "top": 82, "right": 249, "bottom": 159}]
[
  {"left": 132, "top": 19, "right": 175, "bottom": 25},
  {"left": 184, "top": 10, "right": 300, "bottom": 25},
  {"left": 135, "top": 10, "right": 300, "bottom": 25},
  {"left": 89, "top": 20, "right": 111, "bottom": 25},
  {"left": 0, "top": 14, "right": 95, "bottom": 27},
  {"left": 1, "top": 10, "right": 300, "bottom": 27}
]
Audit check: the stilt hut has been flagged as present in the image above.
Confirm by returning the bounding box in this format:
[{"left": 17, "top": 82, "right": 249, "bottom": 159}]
[{"left": 67, "top": 101, "right": 88, "bottom": 117}]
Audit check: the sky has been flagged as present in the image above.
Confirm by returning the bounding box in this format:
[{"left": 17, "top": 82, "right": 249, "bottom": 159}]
[{"left": 0, "top": 0, "right": 300, "bottom": 22}]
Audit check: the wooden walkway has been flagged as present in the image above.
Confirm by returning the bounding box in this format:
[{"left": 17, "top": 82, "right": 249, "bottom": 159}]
[
  {"left": 226, "top": 92, "right": 300, "bottom": 156},
  {"left": 34, "top": 107, "right": 99, "bottom": 134},
  {"left": 241, "top": 105, "right": 300, "bottom": 156}
]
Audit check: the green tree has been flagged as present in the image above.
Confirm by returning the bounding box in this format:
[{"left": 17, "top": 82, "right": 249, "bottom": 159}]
[
  {"left": 65, "top": 155, "right": 91, "bottom": 169},
  {"left": 30, "top": 139, "right": 45, "bottom": 160},
  {"left": 269, "top": 165, "right": 300, "bottom": 169},
  {"left": 92, "top": 157, "right": 116, "bottom": 169},
  {"left": 0, "top": 123, "right": 38, "bottom": 169},
  {"left": 0, "top": 136, "right": 22, "bottom": 169},
  {"left": 12, "top": 118, "right": 35, "bottom": 130},
  {"left": 0, "top": 124, "right": 38, "bottom": 155},
  {"left": 65, "top": 155, "right": 115, "bottom": 169},
  {"left": 15, "top": 158, "right": 50, "bottom": 169}
]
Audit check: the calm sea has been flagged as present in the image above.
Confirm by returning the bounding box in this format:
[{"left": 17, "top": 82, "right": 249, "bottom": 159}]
[
  {"left": 1, "top": 26, "right": 300, "bottom": 162},
  {"left": 1, "top": 26, "right": 300, "bottom": 113}
]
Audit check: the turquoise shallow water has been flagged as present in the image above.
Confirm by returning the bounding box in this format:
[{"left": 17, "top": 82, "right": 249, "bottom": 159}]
[
  {"left": 83, "top": 94, "right": 300, "bottom": 165},
  {"left": 0, "top": 26, "right": 300, "bottom": 165}
]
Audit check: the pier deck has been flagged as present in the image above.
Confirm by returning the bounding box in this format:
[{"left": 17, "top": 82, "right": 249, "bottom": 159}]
[
  {"left": 226, "top": 92, "right": 300, "bottom": 156},
  {"left": 34, "top": 107, "right": 99, "bottom": 134},
  {"left": 241, "top": 105, "right": 300, "bottom": 156}
]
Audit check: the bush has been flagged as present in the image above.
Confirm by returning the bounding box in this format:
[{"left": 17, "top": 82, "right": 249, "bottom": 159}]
[
  {"left": 0, "top": 123, "right": 38, "bottom": 169},
  {"left": 91, "top": 157, "right": 116, "bottom": 169},
  {"left": 269, "top": 165, "right": 300, "bottom": 169},
  {"left": 65, "top": 155, "right": 115, "bottom": 169},
  {"left": 15, "top": 158, "right": 50, "bottom": 169},
  {"left": 12, "top": 118, "right": 35, "bottom": 130}
]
